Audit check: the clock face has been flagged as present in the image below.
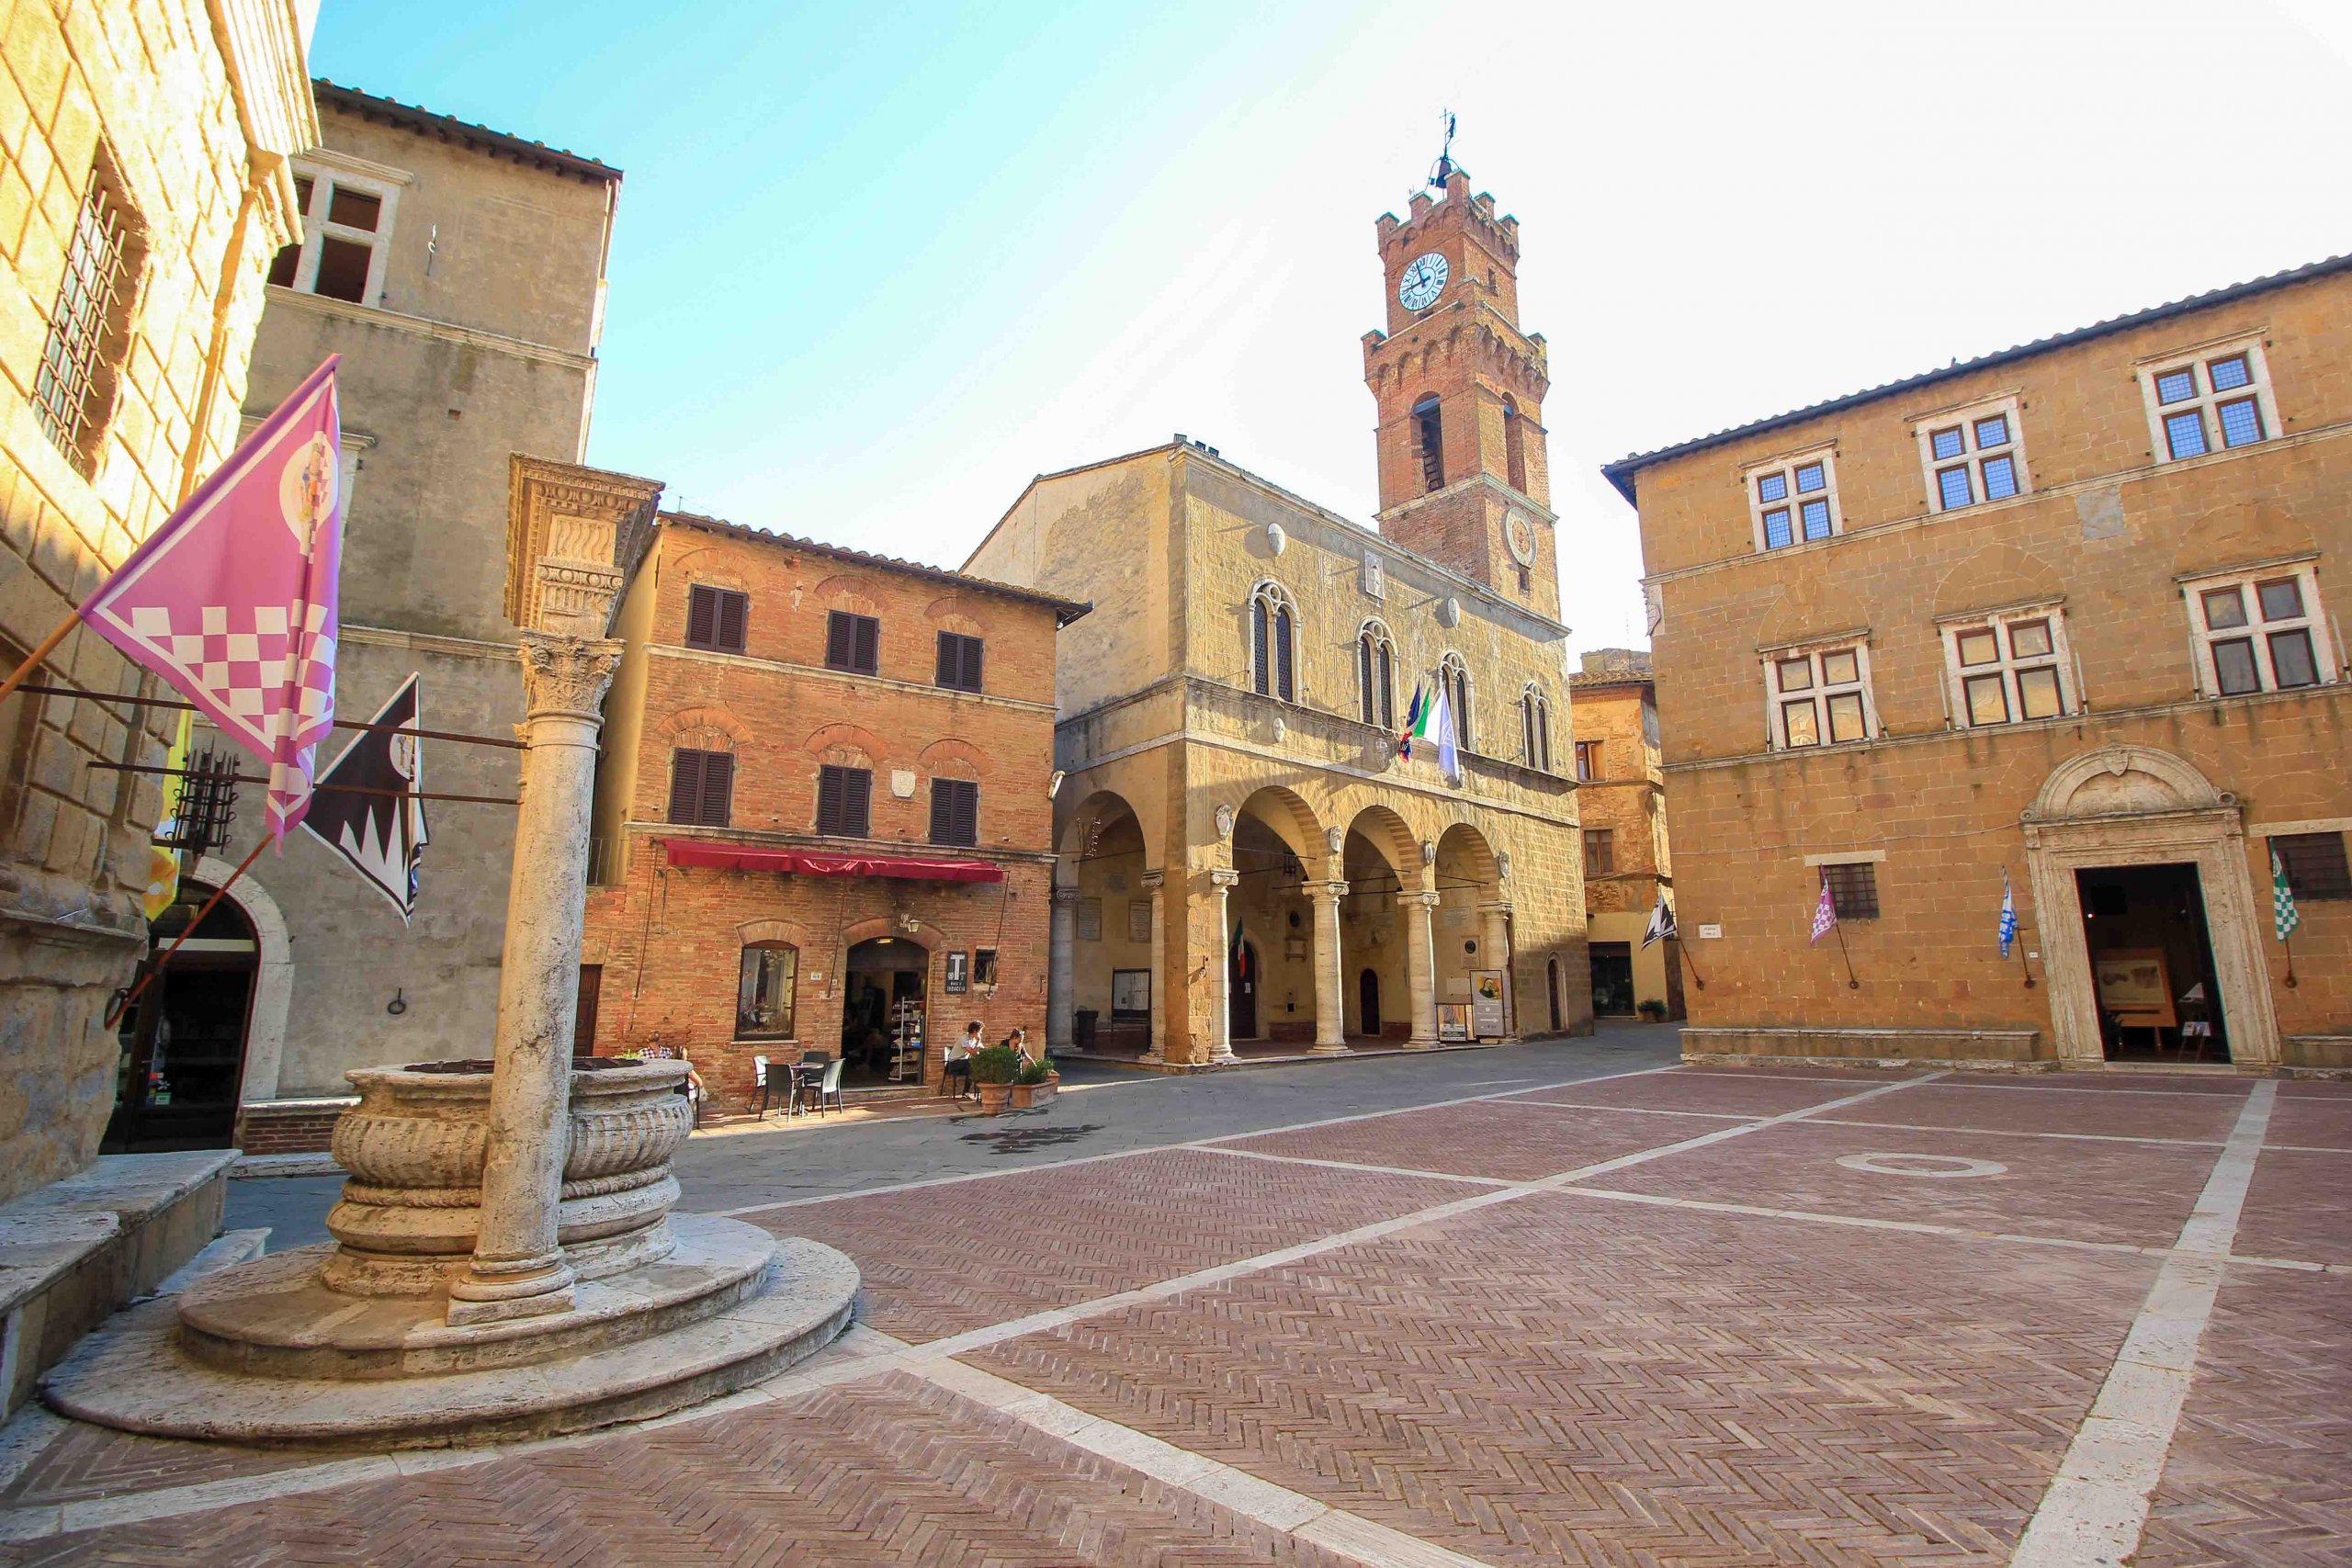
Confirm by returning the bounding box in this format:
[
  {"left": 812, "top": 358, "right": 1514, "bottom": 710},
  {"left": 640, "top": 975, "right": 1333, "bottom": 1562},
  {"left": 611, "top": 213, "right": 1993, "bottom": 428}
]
[
  {"left": 1397, "top": 252, "right": 1448, "bottom": 310},
  {"left": 1505, "top": 512, "right": 1537, "bottom": 566}
]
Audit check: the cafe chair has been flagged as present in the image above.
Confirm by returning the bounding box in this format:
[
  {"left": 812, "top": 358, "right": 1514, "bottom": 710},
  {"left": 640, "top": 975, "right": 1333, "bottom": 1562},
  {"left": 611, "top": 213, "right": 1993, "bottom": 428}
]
[{"left": 808, "top": 1055, "right": 845, "bottom": 1117}]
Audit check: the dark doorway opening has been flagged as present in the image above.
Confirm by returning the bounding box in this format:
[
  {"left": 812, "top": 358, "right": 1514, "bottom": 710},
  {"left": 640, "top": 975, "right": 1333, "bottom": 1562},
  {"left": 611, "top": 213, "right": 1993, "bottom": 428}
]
[
  {"left": 1228, "top": 937, "right": 1260, "bottom": 1041},
  {"left": 1358, "top": 967, "right": 1381, "bottom": 1036},
  {"left": 841, "top": 937, "right": 928, "bottom": 1087},
  {"left": 1589, "top": 942, "right": 1635, "bottom": 1017},
  {"left": 2075, "top": 863, "right": 2229, "bottom": 1063},
  {"left": 104, "top": 882, "right": 256, "bottom": 1153},
  {"left": 1547, "top": 957, "right": 1562, "bottom": 1032}
]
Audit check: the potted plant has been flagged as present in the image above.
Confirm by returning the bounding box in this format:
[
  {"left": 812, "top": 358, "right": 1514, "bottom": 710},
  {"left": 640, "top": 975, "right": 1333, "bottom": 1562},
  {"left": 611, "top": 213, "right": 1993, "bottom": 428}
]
[
  {"left": 1636, "top": 998, "right": 1668, "bottom": 1022},
  {"left": 968, "top": 1043, "right": 1020, "bottom": 1114},
  {"left": 1010, "top": 1053, "right": 1056, "bottom": 1109}
]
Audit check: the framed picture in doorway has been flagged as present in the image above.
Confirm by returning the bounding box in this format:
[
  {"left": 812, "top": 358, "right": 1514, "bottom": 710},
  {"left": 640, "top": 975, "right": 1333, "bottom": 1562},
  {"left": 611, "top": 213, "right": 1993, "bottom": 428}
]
[
  {"left": 1111, "top": 967, "right": 1150, "bottom": 1019},
  {"left": 1436, "top": 1003, "right": 1472, "bottom": 1043},
  {"left": 943, "top": 950, "right": 969, "bottom": 993},
  {"left": 2092, "top": 947, "right": 2172, "bottom": 1026}
]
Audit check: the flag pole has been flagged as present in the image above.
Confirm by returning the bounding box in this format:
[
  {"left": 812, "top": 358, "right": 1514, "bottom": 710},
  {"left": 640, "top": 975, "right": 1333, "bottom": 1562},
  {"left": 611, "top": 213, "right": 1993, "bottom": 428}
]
[
  {"left": 104, "top": 835, "right": 268, "bottom": 1030},
  {"left": 2018, "top": 936, "right": 2036, "bottom": 989},
  {"left": 1832, "top": 907, "right": 1860, "bottom": 989},
  {"left": 0, "top": 611, "right": 85, "bottom": 710},
  {"left": 2283, "top": 931, "right": 2297, "bottom": 989},
  {"left": 1677, "top": 938, "right": 1705, "bottom": 991}
]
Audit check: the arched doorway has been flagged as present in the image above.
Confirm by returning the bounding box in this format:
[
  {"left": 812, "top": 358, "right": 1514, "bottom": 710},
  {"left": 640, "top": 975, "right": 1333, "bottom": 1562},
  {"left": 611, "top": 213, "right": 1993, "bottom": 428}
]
[
  {"left": 1055, "top": 791, "right": 1152, "bottom": 1057},
  {"left": 1340, "top": 805, "right": 1421, "bottom": 1043},
  {"left": 1358, "top": 968, "right": 1381, "bottom": 1034},
  {"left": 1228, "top": 934, "right": 1261, "bottom": 1041},
  {"left": 841, "top": 935, "right": 930, "bottom": 1086},
  {"left": 105, "top": 881, "right": 258, "bottom": 1152},
  {"left": 1436, "top": 824, "right": 1506, "bottom": 1038},
  {"left": 1230, "top": 787, "right": 1324, "bottom": 1045}
]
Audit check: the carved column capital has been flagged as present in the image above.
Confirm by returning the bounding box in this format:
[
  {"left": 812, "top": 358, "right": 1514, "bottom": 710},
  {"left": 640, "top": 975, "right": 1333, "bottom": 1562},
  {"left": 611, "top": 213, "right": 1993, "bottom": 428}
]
[
  {"left": 1210, "top": 868, "right": 1242, "bottom": 891},
  {"left": 516, "top": 633, "right": 623, "bottom": 720},
  {"left": 1140, "top": 869, "right": 1165, "bottom": 891},
  {"left": 1052, "top": 885, "right": 1083, "bottom": 908}
]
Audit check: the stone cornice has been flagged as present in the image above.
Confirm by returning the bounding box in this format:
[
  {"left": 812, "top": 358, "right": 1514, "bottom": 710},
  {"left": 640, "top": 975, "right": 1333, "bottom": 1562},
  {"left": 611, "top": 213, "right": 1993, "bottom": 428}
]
[{"left": 262, "top": 286, "right": 599, "bottom": 371}]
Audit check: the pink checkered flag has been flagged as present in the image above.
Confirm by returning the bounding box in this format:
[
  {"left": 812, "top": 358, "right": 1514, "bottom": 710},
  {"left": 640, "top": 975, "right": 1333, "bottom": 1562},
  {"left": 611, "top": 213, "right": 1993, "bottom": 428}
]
[
  {"left": 80, "top": 356, "right": 344, "bottom": 841},
  {"left": 1809, "top": 868, "right": 1838, "bottom": 944}
]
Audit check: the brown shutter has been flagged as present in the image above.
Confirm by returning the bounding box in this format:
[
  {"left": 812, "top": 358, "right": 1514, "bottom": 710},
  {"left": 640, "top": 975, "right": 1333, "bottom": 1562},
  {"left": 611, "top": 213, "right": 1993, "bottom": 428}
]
[
  {"left": 930, "top": 780, "right": 978, "bottom": 846},
  {"left": 716, "top": 590, "right": 747, "bottom": 652},
  {"left": 816, "top": 765, "right": 843, "bottom": 834},
  {"left": 825, "top": 613, "right": 853, "bottom": 668},
  {"left": 686, "top": 586, "right": 718, "bottom": 649},
  {"left": 956, "top": 782, "right": 978, "bottom": 844},
  {"left": 1252, "top": 602, "right": 1269, "bottom": 694},
  {"left": 843, "top": 767, "right": 871, "bottom": 837},
  {"left": 701, "top": 752, "right": 733, "bottom": 826},
  {"left": 961, "top": 637, "right": 983, "bottom": 691},
  {"left": 668, "top": 750, "right": 703, "bottom": 821},
  {"left": 853, "top": 615, "right": 878, "bottom": 673},
  {"left": 935, "top": 631, "right": 955, "bottom": 686},
  {"left": 1274, "top": 606, "right": 1294, "bottom": 700}
]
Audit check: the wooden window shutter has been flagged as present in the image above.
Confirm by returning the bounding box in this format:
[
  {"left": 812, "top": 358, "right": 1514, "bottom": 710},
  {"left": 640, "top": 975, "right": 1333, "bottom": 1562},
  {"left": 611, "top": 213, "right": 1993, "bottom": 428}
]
[
  {"left": 700, "top": 752, "right": 734, "bottom": 826},
  {"left": 853, "top": 615, "right": 878, "bottom": 672},
  {"left": 935, "top": 631, "right": 955, "bottom": 686},
  {"left": 668, "top": 750, "right": 704, "bottom": 822},
  {"left": 715, "top": 589, "right": 746, "bottom": 652},
  {"left": 843, "top": 767, "right": 871, "bottom": 836},
  {"left": 825, "top": 612, "right": 853, "bottom": 668},
  {"left": 1357, "top": 637, "right": 1374, "bottom": 722},
  {"left": 686, "top": 586, "right": 718, "bottom": 649},
  {"left": 817, "top": 765, "right": 843, "bottom": 834},
  {"left": 961, "top": 636, "right": 983, "bottom": 691}
]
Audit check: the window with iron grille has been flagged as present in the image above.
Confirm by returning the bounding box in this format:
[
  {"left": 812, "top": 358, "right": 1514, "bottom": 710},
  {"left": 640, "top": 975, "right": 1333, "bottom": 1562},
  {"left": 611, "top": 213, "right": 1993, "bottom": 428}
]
[
  {"left": 685, "top": 585, "right": 748, "bottom": 653},
  {"left": 825, "top": 612, "right": 879, "bottom": 673},
  {"left": 35, "top": 166, "right": 137, "bottom": 470},
  {"left": 666, "top": 749, "right": 734, "bottom": 827},
  {"left": 1583, "top": 828, "right": 1615, "bottom": 875},
  {"left": 935, "top": 631, "right": 984, "bottom": 693},
  {"left": 2275, "top": 832, "right": 2351, "bottom": 902},
  {"left": 1822, "top": 862, "right": 1880, "bottom": 920},
  {"left": 930, "top": 778, "right": 979, "bottom": 846},
  {"left": 2140, "top": 341, "right": 2278, "bottom": 463},
  {"left": 816, "top": 763, "right": 872, "bottom": 837}
]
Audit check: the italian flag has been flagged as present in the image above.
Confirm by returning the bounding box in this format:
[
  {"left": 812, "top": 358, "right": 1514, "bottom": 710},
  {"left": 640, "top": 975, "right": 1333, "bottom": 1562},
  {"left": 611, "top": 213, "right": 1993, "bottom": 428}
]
[{"left": 1402, "top": 682, "right": 1462, "bottom": 783}]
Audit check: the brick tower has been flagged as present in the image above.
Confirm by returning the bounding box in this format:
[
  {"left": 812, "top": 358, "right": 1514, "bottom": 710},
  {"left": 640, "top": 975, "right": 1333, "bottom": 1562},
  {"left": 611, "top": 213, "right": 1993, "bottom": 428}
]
[{"left": 1363, "top": 163, "right": 1555, "bottom": 617}]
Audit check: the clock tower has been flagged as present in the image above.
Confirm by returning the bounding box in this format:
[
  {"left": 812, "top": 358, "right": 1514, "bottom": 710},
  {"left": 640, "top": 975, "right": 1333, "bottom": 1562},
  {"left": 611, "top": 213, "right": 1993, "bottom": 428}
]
[{"left": 1363, "top": 163, "right": 1556, "bottom": 618}]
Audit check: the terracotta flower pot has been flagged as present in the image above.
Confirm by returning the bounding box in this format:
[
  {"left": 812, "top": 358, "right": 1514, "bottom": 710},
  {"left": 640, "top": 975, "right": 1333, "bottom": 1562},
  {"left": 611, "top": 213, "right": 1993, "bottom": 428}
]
[
  {"left": 1009, "top": 1082, "right": 1036, "bottom": 1110},
  {"left": 976, "top": 1081, "right": 1013, "bottom": 1115}
]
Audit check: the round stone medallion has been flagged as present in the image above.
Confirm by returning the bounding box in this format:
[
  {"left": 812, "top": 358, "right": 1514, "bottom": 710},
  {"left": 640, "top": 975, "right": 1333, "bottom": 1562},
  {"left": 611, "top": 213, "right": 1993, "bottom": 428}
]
[{"left": 1835, "top": 1152, "right": 2007, "bottom": 1179}]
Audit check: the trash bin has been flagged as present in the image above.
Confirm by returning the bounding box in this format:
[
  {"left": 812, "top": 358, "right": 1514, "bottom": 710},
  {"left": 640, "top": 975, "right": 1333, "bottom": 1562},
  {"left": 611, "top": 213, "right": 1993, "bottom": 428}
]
[{"left": 1073, "top": 1009, "right": 1099, "bottom": 1050}]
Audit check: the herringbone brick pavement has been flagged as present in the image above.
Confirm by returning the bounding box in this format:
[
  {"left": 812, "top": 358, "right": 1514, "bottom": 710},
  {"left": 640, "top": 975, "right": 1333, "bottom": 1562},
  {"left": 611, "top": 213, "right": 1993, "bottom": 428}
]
[
  {"left": 1577, "top": 1117, "right": 2222, "bottom": 1247},
  {"left": 1508, "top": 1069, "right": 1894, "bottom": 1119},
  {"left": 2266, "top": 1097, "right": 2352, "bottom": 1149},
  {"left": 967, "top": 1193, "right": 2156, "bottom": 1568},
  {"left": 0, "top": 1422, "right": 314, "bottom": 1506},
  {"left": 1816, "top": 1082, "right": 2245, "bottom": 1142},
  {"left": 2233, "top": 1147, "right": 2352, "bottom": 1267},
  {"left": 739, "top": 1148, "right": 1467, "bottom": 1341},
  {"left": 0, "top": 1372, "right": 1351, "bottom": 1568},
  {"left": 1217, "top": 1100, "right": 1700, "bottom": 1182},
  {"left": 2134, "top": 1270, "right": 2352, "bottom": 1567}
]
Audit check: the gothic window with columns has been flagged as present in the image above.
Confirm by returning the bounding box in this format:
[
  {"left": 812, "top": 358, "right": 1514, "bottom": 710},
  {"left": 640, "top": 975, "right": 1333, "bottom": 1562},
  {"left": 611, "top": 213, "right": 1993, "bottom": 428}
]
[
  {"left": 1250, "top": 581, "right": 1297, "bottom": 703},
  {"left": 1357, "top": 619, "right": 1396, "bottom": 728},
  {"left": 1441, "top": 652, "right": 1473, "bottom": 752},
  {"left": 1521, "top": 683, "right": 1553, "bottom": 772}
]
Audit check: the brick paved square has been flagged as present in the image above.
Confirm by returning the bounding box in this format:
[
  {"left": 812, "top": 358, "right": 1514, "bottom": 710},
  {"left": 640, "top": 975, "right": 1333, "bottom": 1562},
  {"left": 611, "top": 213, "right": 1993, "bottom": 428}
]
[
  {"left": 968, "top": 1196, "right": 2156, "bottom": 1568},
  {"left": 1218, "top": 1099, "right": 1705, "bottom": 1181},
  {"left": 2266, "top": 1096, "right": 2352, "bottom": 1149},
  {"left": 1817, "top": 1081, "right": 2245, "bottom": 1141},
  {"left": 2233, "top": 1147, "right": 2352, "bottom": 1267},
  {"left": 735, "top": 1148, "right": 1466, "bottom": 1341},
  {"left": 1510, "top": 1067, "right": 1910, "bottom": 1119},
  {"left": 0, "top": 1372, "right": 1343, "bottom": 1567},
  {"left": 0, "top": 1423, "right": 319, "bottom": 1507},
  {"left": 2134, "top": 1269, "right": 2352, "bottom": 1568},
  {"left": 1573, "top": 1117, "right": 2223, "bottom": 1247}
]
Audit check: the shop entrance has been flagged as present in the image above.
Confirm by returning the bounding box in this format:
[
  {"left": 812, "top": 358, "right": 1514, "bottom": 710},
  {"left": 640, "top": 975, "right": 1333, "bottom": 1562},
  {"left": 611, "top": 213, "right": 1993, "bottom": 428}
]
[
  {"left": 2075, "top": 863, "right": 2229, "bottom": 1062},
  {"left": 840, "top": 937, "right": 927, "bottom": 1087},
  {"left": 1589, "top": 942, "right": 1635, "bottom": 1016},
  {"left": 104, "top": 882, "right": 257, "bottom": 1152}
]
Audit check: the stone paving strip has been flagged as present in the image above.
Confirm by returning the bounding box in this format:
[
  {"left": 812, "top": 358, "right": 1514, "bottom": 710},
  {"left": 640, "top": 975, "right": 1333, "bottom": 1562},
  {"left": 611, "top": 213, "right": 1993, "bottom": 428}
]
[{"left": 2011, "top": 1081, "right": 2278, "bottom": 1567}]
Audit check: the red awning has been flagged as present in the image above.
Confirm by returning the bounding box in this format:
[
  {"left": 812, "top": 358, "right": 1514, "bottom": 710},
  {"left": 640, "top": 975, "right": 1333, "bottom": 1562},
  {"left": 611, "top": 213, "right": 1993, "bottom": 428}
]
[{"left": 657, "top": 839, "right": 1004, "bottom": 883}]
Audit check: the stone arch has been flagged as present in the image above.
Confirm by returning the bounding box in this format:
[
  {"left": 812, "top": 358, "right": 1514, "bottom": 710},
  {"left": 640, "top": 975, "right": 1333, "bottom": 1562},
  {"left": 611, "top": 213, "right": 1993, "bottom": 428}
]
[
  {"left": 923, "top": 592, "right": 991, "bottom": 639},
  {"left": 666, "top": 545, "right": 751, "bottom": 592},
  {"left": 918, "top": 737, "right": 989, "bottom": 779},
  {"left": 188, "top": 854, "right": 293, "bottom": 1104},
  {"left": 802, "top": 721, "right": 887, "bottom": 767},
  {"left": 1931, "top": 542, "right": 2066, "bottom": 618},
  {"left": 2027, "top": 745, "right": 2226, "bottom": 823},
  {"left": 839, "top": 915, "right": 937, "bottom": 951},
  {"left": 1346, "top": 802, "right": 1424, "bottom": 885},
  {"left": 735, "top": 918, "right": 812, "bottom": 948},
  {"left": 662, "top": 705, "right": 751, "bottom": 751},
  {"left": 1435, "top": 822, "right": 1502, "bottom": 891},
  {"left": 1237, "top": 784, "right": 1325, "bottom": 865},
  {"left": 2167, "top": 499, "right": 2317, "bottom": 578},
  {"left": 1057, "top": 788, "right": 1148, "bottom": 863}
]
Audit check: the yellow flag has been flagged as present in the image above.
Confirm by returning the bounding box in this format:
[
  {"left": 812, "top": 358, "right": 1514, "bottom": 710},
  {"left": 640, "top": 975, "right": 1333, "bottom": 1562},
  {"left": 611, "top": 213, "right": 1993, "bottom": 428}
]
[{"left": 141, "top": 713, "right": 192, "bottom": 922}]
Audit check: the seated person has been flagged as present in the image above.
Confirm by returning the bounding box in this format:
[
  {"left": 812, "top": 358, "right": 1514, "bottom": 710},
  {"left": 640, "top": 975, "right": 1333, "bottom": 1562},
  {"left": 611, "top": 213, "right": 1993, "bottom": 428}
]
[{"left": 942, "top": 1020, "right": 982, "bottom": 1099}]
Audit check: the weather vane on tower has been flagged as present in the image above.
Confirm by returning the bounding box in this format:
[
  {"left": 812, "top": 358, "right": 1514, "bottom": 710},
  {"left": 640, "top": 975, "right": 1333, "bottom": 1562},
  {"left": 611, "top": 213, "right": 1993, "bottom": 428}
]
[{"left": 1429, "top": 109, "right": 1459, "bottom": 190}]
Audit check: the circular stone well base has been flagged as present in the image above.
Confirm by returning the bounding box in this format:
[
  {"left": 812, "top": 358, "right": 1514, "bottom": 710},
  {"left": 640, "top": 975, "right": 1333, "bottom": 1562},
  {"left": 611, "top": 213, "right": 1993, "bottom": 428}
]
[{"left": 41, "top": 1218, "right": 858, "bottom": 1450}]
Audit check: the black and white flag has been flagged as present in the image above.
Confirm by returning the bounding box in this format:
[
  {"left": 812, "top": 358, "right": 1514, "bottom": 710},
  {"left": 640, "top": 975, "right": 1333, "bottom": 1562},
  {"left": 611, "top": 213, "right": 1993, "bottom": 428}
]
[
  {"left": 1641, "top": 889, "right": 1677, "bottom": 950},
  {"left": 301, "top": 673, "right": 428, "bottom": 922}
]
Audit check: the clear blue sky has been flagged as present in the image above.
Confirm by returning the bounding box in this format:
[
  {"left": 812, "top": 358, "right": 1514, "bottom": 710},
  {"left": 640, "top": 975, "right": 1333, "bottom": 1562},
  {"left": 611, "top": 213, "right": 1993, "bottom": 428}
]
[{"left": 314, "top": 1, "right": 2352, "bottom": 653}]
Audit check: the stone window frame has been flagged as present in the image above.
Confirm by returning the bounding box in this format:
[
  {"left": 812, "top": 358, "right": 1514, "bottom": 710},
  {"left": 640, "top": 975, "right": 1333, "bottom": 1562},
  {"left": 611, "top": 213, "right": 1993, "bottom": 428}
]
[
  {"left": 1583, "top": 827, "right": 1615, "bottom": 875},
  {"left": 1574, "top": 739, "right": 1601, "bottom": 781},
  {"left": 1761, "top": 634, "right": 1878, "bottom": 750},
  {"left": 1248, "top": 581, "right": 1298, "bottom": 704},
  {"left": 2176, "top": 557, "right": 2338, "bottom": 699},
  {"left": 1356, "top": 618, "right": 1396, "bottom": 728},
  {"left": 270, "top": 152, "right": 407, "bottom": 308},
  {"left": 1520, "top": 682, "right": 1554, "bottom": 773},
  {"left": 1914, "top": 394, "right": 2028, "bottom": 513},
  {"left": 2135, "top": 333, "right": 2281, "bottom": 465},
  {"left": 1439, "top": 651, "right": 1474, "bottom": 753},
  {"left": 1937, "top": 600, "right": 2075, "bottom": 728},
  {"left": 1743, "top": 444, "right": 1841, "bottom": 553},
  {"left": 735, "top": 942, "right": 798, "bottom": 1042}
]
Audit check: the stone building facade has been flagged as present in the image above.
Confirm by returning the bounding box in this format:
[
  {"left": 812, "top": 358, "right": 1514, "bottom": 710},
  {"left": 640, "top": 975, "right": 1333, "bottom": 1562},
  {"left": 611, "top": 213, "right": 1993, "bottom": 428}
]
[
  {"left": 0, "top": 0, "right": 313, "bottom": 1197},
  {"left": 140, "top": 83, "right": 622, "bottom": 1153},
  {"left": 1569, "top": 649, "right": 1680, "bottom": 1021},
  {"left": 965, "top": 171, "right": 1589, "bottom": 1064},
  {"left": 580, "top": 516, "right": 1085, "bottom": 1111},
  {"left": 1604, "top": 256, "right": 2352, "bottom": 1071}
]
